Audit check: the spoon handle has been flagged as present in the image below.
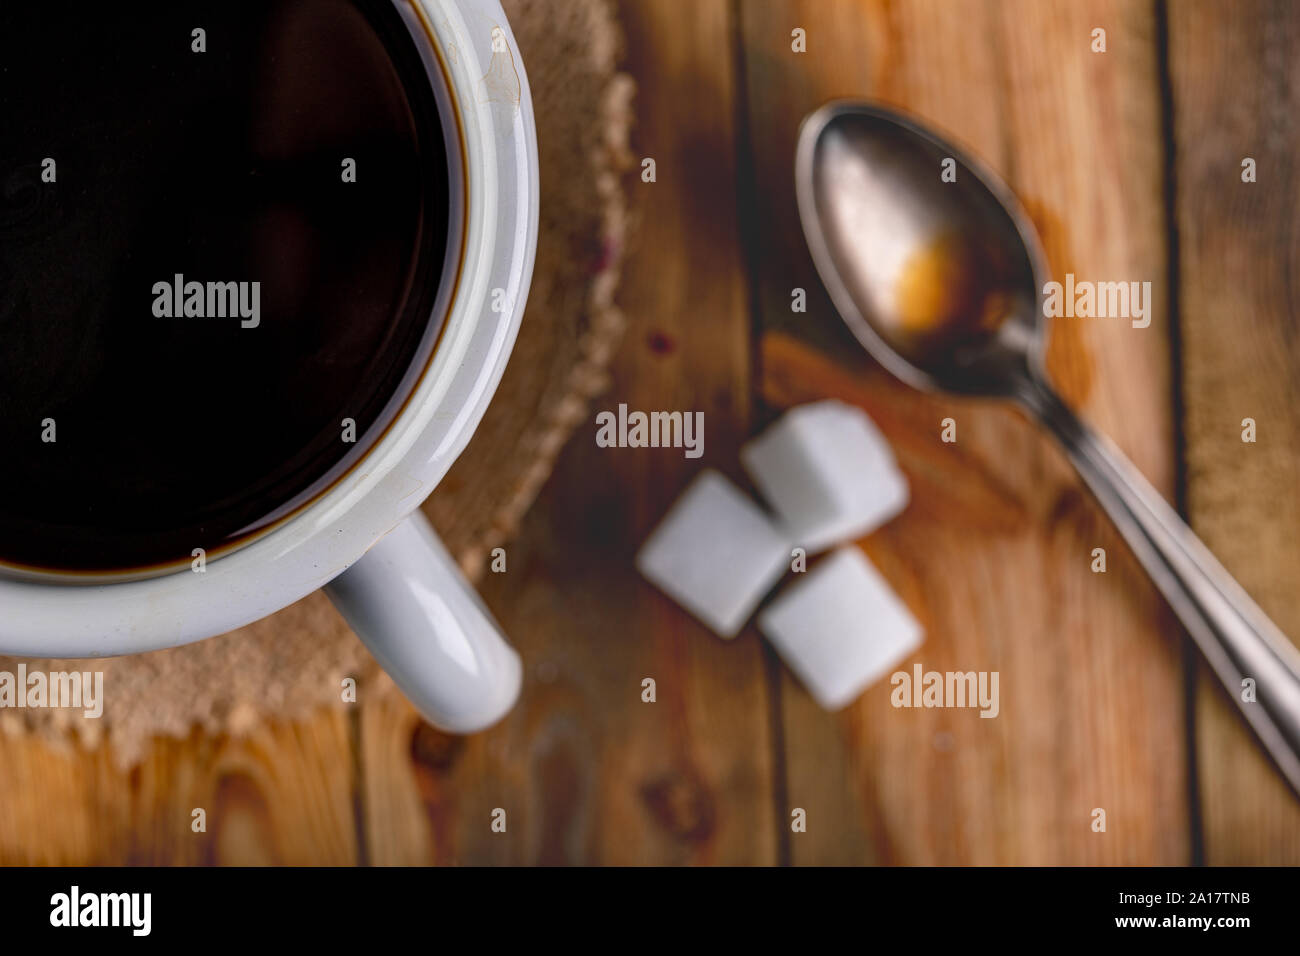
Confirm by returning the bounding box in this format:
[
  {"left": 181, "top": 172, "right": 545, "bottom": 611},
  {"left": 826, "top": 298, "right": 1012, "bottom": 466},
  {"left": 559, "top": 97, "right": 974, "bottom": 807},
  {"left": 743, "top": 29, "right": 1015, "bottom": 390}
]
[{"left": 1021, "top": 381, "right": 1300, "bottom": 799}]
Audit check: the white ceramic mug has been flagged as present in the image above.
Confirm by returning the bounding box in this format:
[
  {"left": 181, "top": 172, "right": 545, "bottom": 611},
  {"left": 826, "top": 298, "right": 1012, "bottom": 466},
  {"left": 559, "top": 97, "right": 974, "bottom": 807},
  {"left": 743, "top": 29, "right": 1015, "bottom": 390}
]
[{"left": 0, "top": 0, "right": 537, "bottom": 733}]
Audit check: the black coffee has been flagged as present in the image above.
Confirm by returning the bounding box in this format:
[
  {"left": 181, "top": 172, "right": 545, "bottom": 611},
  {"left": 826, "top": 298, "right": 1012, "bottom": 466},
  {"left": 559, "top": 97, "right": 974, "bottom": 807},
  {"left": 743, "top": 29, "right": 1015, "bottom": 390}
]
[{"left": 0, "top": 1, "right": 453, "bottom": 570}]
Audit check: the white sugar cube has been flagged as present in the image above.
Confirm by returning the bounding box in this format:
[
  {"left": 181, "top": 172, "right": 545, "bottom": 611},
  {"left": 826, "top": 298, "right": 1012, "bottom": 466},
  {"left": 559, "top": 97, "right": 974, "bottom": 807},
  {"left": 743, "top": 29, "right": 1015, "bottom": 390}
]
[
  {"left": 636, "top": 470, "right": 792, "bottom": 638},
  {"left": 758, "top": 547, "right": 922, "bottom": 710},
  {"left": 741, "top": 400, "right": 908, "bottom": 553}
]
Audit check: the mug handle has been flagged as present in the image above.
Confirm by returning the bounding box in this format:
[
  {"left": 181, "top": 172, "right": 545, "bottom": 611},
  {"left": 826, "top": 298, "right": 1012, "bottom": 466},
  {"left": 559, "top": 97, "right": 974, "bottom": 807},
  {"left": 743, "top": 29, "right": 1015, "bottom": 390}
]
[{"left": 324, "top": 511, "right": 522, "bottom": 733}]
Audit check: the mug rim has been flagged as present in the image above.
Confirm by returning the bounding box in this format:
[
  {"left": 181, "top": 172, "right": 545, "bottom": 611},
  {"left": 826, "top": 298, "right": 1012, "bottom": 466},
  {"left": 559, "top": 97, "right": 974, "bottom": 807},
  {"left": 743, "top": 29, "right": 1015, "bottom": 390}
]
[{"left": 0, "top": 0, "right": 539, "bottom": 657}]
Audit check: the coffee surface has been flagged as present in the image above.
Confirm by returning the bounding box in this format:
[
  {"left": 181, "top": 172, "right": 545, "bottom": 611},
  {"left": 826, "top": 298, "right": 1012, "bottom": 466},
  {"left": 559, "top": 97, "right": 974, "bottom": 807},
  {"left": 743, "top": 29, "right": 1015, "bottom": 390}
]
[{"left": 0, "top": 1, "right": 451, "bottom": 570}]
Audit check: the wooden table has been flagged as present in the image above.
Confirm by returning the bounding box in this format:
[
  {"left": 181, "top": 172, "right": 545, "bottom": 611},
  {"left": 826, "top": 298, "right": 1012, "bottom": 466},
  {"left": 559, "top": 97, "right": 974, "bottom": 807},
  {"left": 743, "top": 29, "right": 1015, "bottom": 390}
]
[{"left": 2, "top": 0, "right": 1297, "bottom": 865}]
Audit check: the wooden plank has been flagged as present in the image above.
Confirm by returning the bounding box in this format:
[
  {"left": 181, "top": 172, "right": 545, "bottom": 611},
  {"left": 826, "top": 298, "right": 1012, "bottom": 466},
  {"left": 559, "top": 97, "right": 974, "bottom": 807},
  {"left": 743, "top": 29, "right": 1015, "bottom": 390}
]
[
  {"left": 0, "top": 712, "right": 359, "bottom": 865},
  {"left": 358, "top": 0, "right": 779, "bottom": 865},
  {"left": 0, "top": 733, "right": 129, "bottom": 866},
  {"left": 740, "top": 0, "right": 1188, "bottom": 863},
  {"left": 1167, "top": 0, "right": 1300, "bottom": 863}
]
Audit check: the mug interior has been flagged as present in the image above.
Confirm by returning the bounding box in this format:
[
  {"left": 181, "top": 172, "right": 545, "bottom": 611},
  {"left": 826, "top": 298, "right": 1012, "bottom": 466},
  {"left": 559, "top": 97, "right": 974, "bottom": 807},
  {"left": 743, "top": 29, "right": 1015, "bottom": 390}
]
[{"left": 0, "top": 0, "right": 467, "bottom": 586}]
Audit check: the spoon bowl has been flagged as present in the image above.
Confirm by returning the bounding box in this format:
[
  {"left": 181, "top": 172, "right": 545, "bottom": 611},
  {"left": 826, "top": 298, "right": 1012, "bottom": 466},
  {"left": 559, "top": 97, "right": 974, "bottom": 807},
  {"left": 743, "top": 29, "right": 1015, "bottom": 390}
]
[{"left": 796, "top": 101, "right": 1046, "bottom": 398}]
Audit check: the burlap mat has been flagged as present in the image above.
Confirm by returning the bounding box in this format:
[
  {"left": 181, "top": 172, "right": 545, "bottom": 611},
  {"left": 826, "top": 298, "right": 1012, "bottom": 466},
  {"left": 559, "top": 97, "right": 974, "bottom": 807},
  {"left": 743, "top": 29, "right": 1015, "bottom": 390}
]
[{"left": 0, "top": 0, "right": 635, "bottom": 768}]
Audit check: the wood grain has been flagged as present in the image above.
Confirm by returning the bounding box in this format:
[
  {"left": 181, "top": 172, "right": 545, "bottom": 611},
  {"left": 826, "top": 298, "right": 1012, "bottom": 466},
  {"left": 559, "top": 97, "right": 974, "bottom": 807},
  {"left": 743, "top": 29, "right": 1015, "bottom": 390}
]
[
  {"left": 1167, "top": 0, "right": 1300, "bottom": 863},
  {"left": 740, "top": 0, "right": 1189, "bottom": 863},
  {"left": 0, "top": 713, "right": 358, "bottom": 865},
  {"left": 356, "top": 0, "right": 779, "bottom": 864}
]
